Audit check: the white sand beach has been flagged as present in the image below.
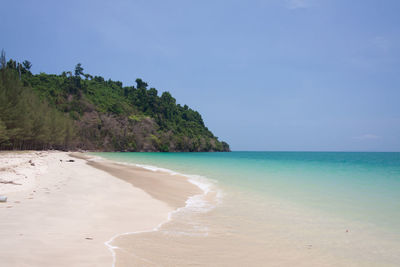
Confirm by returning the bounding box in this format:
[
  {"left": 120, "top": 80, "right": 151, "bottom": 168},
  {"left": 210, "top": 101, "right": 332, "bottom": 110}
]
[{"left": 0, "top": 151, "right": 187, "bottom": 267}]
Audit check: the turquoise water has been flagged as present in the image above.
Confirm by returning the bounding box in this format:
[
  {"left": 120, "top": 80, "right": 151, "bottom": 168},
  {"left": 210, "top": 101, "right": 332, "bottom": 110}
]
[{"left": 93, "top": 151, "right": 400, "bottom": 233}]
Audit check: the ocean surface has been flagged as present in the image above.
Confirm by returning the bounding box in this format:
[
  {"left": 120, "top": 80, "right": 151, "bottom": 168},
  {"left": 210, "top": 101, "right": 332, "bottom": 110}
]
[{"left": 93, "top": 152, "right": 400, "bottom": 266}]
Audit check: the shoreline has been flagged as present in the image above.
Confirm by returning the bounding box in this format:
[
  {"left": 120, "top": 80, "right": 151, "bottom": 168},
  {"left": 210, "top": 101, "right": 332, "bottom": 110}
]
[
  {"left": 0, "top": 151, "right": 198, "bottom": 267},
  {"left": 84, "top": 152, "right": 400, "bottom": 266},
  {"left": 71, "top": 152, "right": 202, "bottom": 209},
  {"left": 3, "top": 151, "right": 399, "bottom": 266},
  {"left": 70, "top": 152, "right": 204, "bottom": 267}
]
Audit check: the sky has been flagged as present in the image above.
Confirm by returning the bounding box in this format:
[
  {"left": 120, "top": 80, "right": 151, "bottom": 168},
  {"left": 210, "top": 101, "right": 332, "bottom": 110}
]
[{"left": 1, "top": 0, "right": 400, "bottom": 151}]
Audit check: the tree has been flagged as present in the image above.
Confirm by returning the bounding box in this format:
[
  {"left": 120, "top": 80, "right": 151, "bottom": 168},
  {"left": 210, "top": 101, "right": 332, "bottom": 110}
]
[
  {"left": 6, "top": 59, "right": 16, "bottom": 69},
  {"left": 0, "top": 119, "right": 8, "bottom": 145},
  {"left": 74, "top": 63, "right": 84, "bottom": 77},
  {"left": 94, "top": 76, "right": 104, "bottom": 82},
  {"left": 22, "top": 60, "right": 32, "bottom": 71},
  {"left": 147, "top": 88, "right": 159, "bottom": 114},
  {"left": 135, "top": 78, "right": 148, "bottom": 89},
  {"left": 0, "top": 49, "right": 5, "bottom": 70}
]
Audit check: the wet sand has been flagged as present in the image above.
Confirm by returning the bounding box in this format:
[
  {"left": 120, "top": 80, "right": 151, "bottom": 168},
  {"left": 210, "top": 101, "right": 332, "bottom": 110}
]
[{"left": 76, "top": 154, "right": 202, "bottom": 209}]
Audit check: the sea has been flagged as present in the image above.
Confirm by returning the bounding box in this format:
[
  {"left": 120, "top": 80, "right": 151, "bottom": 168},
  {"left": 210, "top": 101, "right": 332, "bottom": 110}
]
[{"left": 93, "top": 152, "right": 400, "bottom": 266}]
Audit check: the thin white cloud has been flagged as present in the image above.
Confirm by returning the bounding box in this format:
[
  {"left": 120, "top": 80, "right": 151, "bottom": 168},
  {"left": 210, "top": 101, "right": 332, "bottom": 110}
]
[
  {"left": 285, "top": 0, "right": 311, "bottom": 9},
  {"left": 353, "top": 134, "right": 380, "bottom": 141}
]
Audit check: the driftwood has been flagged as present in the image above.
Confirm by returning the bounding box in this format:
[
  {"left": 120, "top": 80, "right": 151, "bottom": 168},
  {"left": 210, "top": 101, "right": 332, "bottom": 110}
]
[{"left": 0, "top": 180, "right": 21, "bottom": 185}]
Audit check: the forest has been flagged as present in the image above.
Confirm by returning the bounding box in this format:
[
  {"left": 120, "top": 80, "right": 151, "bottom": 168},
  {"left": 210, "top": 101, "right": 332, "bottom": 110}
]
[{"left": 0, "top": 50, "right": 230, "bottom": 152}]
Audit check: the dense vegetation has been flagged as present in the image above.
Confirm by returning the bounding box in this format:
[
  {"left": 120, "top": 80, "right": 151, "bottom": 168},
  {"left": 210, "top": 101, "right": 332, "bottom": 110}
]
[{"left": 0, "top": 51, "right": 230, "bottom": 152}]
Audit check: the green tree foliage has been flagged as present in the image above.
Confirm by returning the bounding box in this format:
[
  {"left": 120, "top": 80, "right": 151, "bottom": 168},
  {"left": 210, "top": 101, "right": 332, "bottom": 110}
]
[
  {"left": 22, "top": 60, "right": 32, "bottom": 71},
  {"left": 74, "top": 63, "right": 84, "bottom": 77},
  {"left": 0, "top": 56, "right": 230, "bottom": 152},
  {"left": 0, "top": 67, "right": 76, "bottom": 150}
]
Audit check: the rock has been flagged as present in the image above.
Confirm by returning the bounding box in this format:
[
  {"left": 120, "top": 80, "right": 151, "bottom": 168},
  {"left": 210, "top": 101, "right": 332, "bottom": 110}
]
[
  {"left": 0, "top": 196, "right": 7, "bottom": 202},
  {"left": 66, "top": 160, "right": 75, "bottom": 162}
]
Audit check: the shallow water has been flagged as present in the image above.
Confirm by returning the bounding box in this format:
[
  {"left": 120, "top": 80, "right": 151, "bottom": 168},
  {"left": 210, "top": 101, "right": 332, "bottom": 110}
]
[{"left": 93, "top": 152, "right": 400, "bottom": 266}]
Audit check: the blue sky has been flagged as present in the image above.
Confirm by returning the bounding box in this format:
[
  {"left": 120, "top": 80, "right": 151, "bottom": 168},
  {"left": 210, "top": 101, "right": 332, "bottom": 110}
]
[{"left": 1, "top": 0, "right": 400, "bottom": 151}]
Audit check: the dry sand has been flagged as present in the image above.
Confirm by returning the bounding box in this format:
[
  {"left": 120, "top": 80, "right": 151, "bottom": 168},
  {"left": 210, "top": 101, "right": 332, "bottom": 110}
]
[{"left": 0, "top": 151, "right": 196, "bottom": 267}]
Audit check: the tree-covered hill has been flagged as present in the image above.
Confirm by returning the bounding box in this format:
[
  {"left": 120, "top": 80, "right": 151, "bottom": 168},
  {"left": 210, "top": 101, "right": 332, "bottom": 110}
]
[{"left": 0, "top": 51, "right": 230, "bottom": 152}]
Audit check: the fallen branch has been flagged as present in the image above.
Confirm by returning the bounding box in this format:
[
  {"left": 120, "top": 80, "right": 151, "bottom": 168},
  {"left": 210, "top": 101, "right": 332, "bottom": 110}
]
[{"left": 0, "top": 180, "right": 22, "bottom": 185}]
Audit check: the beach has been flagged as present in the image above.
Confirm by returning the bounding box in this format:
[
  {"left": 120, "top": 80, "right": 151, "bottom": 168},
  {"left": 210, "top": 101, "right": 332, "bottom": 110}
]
[
  {"left": 1, "top": 151, "right": 400, "bottom": 266},
  {"left": 0, "top": 151, "right": 198, "bottom": 267}
]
